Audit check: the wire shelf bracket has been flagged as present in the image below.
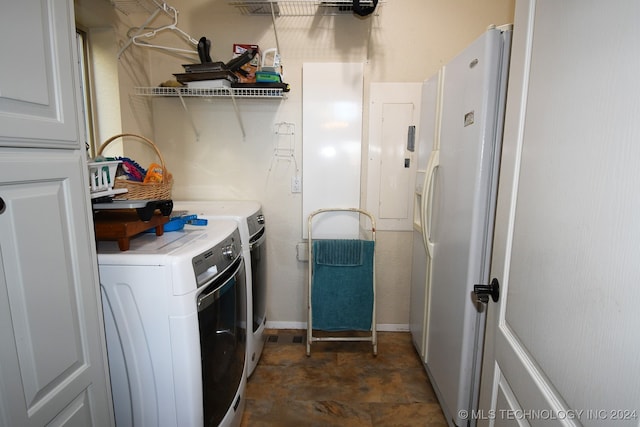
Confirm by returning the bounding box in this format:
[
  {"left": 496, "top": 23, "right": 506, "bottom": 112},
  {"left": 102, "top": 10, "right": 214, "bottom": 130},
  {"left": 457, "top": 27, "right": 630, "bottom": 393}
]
[{"left": 134, "top": 86, "right": 286, "bottom": 140}]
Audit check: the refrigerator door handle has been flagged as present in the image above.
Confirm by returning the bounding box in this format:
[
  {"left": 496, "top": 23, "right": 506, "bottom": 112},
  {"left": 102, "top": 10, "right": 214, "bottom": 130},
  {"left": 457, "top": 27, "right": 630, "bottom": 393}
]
[{"left": 422, "top": 150, "right": 439, "bottom": 257}]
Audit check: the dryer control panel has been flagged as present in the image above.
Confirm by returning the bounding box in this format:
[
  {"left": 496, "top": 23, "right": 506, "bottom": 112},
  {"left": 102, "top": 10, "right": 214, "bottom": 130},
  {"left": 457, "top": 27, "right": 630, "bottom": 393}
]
[{"left": 193, "top": 228, "right": 241, "bottom": 288}]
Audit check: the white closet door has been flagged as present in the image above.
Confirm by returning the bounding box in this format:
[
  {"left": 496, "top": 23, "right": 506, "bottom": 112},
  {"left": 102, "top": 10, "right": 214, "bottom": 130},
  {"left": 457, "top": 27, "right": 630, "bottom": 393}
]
[
  {"left": 478, "top": 1, "right": 640, "bottom": 425},
  {"left": 0, "top": 1, "right": 114, "bottom": 426}
]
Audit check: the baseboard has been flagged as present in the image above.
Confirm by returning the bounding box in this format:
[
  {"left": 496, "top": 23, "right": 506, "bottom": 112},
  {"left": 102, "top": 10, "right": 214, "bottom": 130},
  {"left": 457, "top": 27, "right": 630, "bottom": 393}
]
[
  {"left": 377, "top": 324, "right": 410, "bottom": 332},
  {"left": 264, "top": 321, "right": 409, "bottom": 332},
  {"left": 265, "top": 321, "right": 306, "bottom": 330}
]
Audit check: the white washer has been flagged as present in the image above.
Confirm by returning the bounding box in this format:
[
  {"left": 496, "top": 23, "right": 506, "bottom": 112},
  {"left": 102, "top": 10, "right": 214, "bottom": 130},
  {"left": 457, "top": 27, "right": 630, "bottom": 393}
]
[
  {"left": 173, "top": 200, "right": 266, "bottom": 377},
  {"left": 97, "top": 220, "right": 246, "bottom": 427}
]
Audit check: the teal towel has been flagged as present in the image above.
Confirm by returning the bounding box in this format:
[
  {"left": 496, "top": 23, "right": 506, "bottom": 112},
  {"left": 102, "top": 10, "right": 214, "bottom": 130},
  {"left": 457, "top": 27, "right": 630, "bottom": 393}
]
[
  {"left": 315, "top": 239, "right": 364, "bottom": 266},
  {"left": 311, "top": 239, "right": 374, "bottom": 331}
]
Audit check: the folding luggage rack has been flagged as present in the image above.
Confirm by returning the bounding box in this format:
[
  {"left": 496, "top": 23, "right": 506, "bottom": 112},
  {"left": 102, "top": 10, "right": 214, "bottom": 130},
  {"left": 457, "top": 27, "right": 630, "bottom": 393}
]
[{"left": 306, "top": 208, "right": 377, "bottom": 356}]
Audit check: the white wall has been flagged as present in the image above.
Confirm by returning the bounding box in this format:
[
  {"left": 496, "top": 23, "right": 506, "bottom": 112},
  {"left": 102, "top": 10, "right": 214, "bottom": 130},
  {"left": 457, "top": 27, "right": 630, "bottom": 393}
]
[{"left": 77, "top": 0, "right": 514, "bottom": 328}]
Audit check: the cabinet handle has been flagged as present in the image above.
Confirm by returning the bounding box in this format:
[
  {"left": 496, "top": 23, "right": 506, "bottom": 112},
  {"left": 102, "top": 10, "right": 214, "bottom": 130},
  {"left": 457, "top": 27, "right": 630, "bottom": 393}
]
[{"left": 0, "top": 197, "right": 5, "bottom": 214}]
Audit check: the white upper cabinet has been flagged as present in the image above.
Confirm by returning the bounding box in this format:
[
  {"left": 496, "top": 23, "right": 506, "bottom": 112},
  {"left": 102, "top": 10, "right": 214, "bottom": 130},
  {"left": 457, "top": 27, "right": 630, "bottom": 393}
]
[{"left": 0, "top": 1, "right": 81, "bottom": 148}]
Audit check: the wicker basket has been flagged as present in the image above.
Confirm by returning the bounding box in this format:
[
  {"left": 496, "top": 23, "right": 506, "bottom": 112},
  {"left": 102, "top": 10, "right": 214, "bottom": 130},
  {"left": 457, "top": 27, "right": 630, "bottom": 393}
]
[{"left": 97, "top": 133, "right": 173, "bottom": 200}]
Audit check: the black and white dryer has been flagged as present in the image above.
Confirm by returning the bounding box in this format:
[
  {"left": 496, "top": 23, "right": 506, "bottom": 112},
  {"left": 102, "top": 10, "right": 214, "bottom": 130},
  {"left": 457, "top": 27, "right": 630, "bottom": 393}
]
[
  {"left": 174, "top": 200, "right": 267, "bottom": 377},
  {"left": 97, "top": 219, "right": 247, "bottom": 427}
]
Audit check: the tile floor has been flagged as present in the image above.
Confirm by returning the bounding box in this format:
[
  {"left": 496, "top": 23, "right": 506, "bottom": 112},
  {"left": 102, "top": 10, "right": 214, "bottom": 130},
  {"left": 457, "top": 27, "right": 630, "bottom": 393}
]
[{"left": 240, "top": 330, "right": 447, "bottom": 426}]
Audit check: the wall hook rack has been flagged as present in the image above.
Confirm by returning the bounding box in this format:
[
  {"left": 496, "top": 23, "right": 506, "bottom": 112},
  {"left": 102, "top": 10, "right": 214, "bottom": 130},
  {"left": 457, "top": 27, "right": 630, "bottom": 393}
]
[{"left": 269, "top": 122, "right": 298, "bottom": 171}]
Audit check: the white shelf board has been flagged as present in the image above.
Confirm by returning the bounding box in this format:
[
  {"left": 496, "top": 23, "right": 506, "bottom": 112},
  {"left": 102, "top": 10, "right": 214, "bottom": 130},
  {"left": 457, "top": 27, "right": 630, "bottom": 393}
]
[{"left": 134, "top": 86, "right": 286, "bottom": 99}]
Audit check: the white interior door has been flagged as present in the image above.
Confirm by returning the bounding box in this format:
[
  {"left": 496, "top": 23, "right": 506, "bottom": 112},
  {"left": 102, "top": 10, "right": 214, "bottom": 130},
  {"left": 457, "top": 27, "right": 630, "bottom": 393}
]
[{"left": 478, "top": 1, "right": 640, "bottom": 426}]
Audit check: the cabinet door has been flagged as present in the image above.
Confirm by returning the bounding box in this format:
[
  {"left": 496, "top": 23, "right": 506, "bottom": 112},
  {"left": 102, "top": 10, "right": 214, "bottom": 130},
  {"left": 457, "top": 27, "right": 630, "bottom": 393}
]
[
  {"left": 0, "top": 1, "right": 81, "bottom": 149},
  {"left": 0, "top": 150, "right": 113, "bottom": 427},
  {"left": 0, "top": 0, "right": 114, "bottom": 426}
]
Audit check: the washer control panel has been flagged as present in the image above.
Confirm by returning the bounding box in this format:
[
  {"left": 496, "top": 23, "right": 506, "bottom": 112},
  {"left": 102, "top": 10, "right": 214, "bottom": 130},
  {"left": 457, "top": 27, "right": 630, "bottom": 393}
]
[{"left": 192, "top": 228, "right": 241, "bottom": 287}]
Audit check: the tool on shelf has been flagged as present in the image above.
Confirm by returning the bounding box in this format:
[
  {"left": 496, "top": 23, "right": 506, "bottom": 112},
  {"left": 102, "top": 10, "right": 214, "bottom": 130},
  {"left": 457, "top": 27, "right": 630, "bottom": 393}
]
[
  {"left": 259, "top": 48, "right": 283, "bottom": 81},
  {"left": 197, "top": 36, "right": 213, "bottom": 63}
]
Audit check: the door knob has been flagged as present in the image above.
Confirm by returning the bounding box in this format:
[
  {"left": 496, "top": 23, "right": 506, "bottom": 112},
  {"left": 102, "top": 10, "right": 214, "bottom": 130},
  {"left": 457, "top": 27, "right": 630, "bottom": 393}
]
[{"left": 474, "top": 278, "right": 500, "bottom": 303}]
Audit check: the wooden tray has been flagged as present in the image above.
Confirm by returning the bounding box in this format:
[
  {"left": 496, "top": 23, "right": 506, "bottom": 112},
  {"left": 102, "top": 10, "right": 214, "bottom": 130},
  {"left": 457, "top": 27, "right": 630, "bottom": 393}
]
[{"left": 94, "top": 211, "right": 169, "bottom": 251}]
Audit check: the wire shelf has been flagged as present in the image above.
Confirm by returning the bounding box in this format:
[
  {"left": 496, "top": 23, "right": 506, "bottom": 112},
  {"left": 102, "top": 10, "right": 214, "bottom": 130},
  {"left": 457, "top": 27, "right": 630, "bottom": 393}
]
[
  {"left": 134, "top": 86, "right": 286, "bottom": 98},
  {"left": 228, "top": 0, "right": 382, "bottom": 16}
]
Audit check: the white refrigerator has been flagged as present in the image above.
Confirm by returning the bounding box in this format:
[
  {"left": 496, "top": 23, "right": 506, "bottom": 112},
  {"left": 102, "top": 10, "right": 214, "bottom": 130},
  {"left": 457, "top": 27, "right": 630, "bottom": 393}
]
[
  {"left": 409, "top": 69, "right": 442, "bottom": 361},
  {"left": 409, "top": 26, "right": 512, "bottom": 426}
]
